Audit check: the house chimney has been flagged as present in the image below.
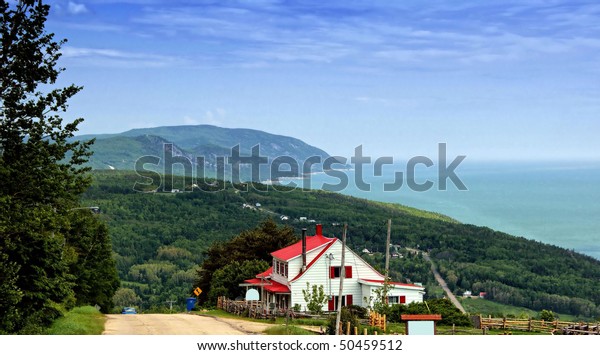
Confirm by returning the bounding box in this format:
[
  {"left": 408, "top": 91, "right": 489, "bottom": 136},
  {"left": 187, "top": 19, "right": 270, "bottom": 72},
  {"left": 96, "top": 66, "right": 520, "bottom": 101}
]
[
  {"left": 301, "top": 228, "right": 307, "bottom": 272},
  {"left": 316, "top": 224, "right": 322, "bottom": 236}
]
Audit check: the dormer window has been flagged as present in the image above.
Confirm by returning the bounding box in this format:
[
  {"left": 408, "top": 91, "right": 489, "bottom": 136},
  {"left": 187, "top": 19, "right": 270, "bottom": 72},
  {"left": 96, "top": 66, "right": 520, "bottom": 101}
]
[{"left": 273, "top": 259, "right": 288, "bottom": 277}]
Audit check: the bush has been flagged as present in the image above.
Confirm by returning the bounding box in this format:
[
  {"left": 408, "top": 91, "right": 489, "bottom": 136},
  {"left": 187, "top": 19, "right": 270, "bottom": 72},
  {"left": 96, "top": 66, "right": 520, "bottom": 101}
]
[
  {"left": 326, "top": 307, "right": 359, "bottom": 335},
  {"left": 346, "top": 305, "right": 369, "bottom": 319}
]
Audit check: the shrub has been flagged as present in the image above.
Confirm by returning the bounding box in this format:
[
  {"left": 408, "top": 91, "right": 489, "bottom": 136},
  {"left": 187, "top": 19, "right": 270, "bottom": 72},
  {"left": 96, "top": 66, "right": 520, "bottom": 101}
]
[{"left": 326, "top": 307, "right": 359, "bottom": 335}]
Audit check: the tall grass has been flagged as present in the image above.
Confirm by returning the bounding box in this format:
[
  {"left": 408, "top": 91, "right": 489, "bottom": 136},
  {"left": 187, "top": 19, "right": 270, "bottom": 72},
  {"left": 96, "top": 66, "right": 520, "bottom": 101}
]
[{"left": 45, "top": 306, "right": 106, "bottom": 335}]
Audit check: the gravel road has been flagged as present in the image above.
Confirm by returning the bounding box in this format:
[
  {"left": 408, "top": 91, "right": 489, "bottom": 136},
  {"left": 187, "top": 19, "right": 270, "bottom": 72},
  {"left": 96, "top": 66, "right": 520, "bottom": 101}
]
[{"left": 103, "top": 314, "right": 273, "bottom": 335}]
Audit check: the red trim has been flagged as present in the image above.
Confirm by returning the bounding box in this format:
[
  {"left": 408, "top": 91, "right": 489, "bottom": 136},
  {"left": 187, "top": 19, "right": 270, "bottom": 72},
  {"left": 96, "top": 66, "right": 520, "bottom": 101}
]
[
  {"left": 401, "top": 314, "right": 442, "bottom": 321},
  {"left": 290, "top": 240, "right": 335, "bottom": 282},
  {"left": 346, "top": 294, "right": 353, "bottom": 306},
  {"left": 345, "top": 266, "right": 353, "bottom": 278},
  {"left": 359, "top": 279, "right": 423, "bottom": 289},
  {"left": 400, "top": 295, "right": 406, "bottom": 304},
  {"left": 330, "top": 266, "right": 335, "bottom": 279},
  {"left": 255, "top": 267, "right": 272, "bottom": 278}
]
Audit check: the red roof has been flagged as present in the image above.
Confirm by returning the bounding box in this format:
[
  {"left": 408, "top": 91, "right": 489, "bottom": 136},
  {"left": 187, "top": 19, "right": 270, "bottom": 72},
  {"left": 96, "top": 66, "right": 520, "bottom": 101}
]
[
  {"left": 256, "top": 267, "right": 272, "bottom": 279},
  {"left": 264, "top": 280, "right": 291, "bottom": 293},
  {"left": 290, "top": 240, "right": 335, "bottom": 282},
  {"left": 271, "top": 234, "right": 335, "bottom": 261},
  {"left": 242, "top": 278, "right": 290, "bottom": 294}
]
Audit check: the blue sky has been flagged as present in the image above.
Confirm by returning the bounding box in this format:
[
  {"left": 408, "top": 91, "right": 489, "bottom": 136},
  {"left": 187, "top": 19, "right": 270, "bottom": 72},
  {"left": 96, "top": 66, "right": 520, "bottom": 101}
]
[{"left": 46, "top": 0, "right": 600, "bottom": 161}]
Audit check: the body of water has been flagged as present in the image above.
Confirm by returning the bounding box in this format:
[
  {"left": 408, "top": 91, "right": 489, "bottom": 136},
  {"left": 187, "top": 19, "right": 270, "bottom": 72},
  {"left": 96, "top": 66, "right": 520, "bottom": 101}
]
[{"left": 285, "top": 161, "right": 600, "bottom": 260}]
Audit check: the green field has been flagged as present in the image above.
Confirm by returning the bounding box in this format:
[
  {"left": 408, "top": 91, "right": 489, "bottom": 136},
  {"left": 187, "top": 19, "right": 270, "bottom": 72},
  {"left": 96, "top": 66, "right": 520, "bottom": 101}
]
[{"left": 460, "top": 297, "right": 584, "bottom": 322}]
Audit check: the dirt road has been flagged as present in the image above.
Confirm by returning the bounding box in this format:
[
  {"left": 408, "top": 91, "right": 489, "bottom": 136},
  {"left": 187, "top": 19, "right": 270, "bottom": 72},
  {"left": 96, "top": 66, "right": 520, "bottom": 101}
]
[
  {"left": 103, "top": 314, "right": 274, "bottom": 335},
  {"left": 421, "top": 252, "right": 467, "bottom": 313}
]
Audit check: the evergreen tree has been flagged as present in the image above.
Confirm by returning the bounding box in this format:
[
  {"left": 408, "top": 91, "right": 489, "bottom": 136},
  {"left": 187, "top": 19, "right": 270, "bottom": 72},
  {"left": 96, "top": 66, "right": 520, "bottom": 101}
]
[{"left": 0, "top": 0, "right": 116, "bottom": 333}]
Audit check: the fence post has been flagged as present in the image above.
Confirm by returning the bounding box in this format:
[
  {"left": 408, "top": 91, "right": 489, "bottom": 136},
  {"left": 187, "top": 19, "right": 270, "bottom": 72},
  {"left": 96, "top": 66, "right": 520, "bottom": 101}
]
[
  {"left": 346, "top": 322, "right": 351, "bottom": 335},
  {"left": 502, "top": 317, "right": 507, "bottom": 330},
  {"left": 452, "top": 324, "right": 456, "bottom": 335},
  {"left": 354, "top": 326, "right": 358, "bottom": 335},
  {"left": 528, "top": 318, "right": 532, "bottom": 332},
  {"left": 363, "top": 328, "right": 368, "bottom": 335}
]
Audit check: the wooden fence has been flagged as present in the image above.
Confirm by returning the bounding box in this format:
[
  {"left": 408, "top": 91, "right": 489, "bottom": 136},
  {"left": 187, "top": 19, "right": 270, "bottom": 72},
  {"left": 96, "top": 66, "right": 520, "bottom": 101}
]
[{"left": 477, "top": 315, "right": 600, "bottom": 335}]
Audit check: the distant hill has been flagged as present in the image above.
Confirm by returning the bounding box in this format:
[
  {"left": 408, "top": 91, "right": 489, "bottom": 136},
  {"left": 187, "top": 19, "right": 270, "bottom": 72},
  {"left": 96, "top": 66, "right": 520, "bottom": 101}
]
[{"left": 73, "top": 125, "right": 332, "bottom": 177}]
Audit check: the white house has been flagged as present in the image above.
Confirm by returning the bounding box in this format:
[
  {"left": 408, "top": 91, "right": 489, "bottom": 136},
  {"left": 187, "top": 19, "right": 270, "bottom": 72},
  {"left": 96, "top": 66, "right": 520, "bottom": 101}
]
[{"left": 241, "top": 224, "right": 425, "bottom": 312}]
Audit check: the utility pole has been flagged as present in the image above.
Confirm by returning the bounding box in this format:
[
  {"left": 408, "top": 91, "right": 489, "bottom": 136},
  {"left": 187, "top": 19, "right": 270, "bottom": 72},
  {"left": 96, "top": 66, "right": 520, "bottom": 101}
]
[
  {"left": 335, "top": 223, "right": 347, "bottom": 335},
  {"left": 385, "top": 219, "right": 392, "bottom": 277}
]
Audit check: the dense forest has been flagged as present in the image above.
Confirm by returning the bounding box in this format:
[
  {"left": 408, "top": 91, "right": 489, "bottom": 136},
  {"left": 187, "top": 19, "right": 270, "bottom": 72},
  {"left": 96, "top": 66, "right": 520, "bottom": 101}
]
[{"left": 82, "top": 170, "right": 600, "bottom": 318}]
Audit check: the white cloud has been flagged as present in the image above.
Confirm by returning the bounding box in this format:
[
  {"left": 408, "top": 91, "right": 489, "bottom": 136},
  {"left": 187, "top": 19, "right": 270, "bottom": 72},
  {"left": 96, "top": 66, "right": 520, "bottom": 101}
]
[
  {"left": 61, "top": 46, "right": 190, "bottom": 68},
  {"left": 67, "top": 1, "right": 89, "bottom": 15},
  {"left": 182, "top": 109, "right": 226, "bottom": 126}
]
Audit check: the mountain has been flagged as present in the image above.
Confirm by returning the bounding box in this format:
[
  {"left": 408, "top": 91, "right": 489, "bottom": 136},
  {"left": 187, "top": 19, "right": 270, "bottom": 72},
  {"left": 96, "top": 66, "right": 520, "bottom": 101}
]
[{"left": 74, "top": 125, "right": 332, "bottom": 175}]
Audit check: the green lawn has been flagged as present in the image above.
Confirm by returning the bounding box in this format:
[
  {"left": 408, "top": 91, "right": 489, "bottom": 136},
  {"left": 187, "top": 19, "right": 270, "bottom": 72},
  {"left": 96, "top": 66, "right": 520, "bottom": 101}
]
[{"left": 45, "top": 306, "right": 106, "bottom": 335}]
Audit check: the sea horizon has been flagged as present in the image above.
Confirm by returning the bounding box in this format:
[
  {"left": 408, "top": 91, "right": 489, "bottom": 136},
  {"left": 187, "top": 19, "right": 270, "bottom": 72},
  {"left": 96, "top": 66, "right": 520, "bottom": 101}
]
[{"left": 281, "top": 160, "right": 600, "bottom": 261}]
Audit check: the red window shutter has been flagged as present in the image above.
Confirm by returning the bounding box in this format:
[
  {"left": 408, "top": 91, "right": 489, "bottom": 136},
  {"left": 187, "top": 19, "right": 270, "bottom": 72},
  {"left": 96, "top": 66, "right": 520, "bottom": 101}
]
[
  {"left": 330, "top": 266, "right": 335, "bottom": 278},
  {"left": 346, "top": 294, "right": 353, "bottom": 306},
  {"left": 400, "top": 295, "right": 406, "bottom": 304},
  {"left": 344, "top": 266, "right": 352, "bottom": 278},
  {"left": 328, "top": 297, "right": 335, "bottom": 311}
]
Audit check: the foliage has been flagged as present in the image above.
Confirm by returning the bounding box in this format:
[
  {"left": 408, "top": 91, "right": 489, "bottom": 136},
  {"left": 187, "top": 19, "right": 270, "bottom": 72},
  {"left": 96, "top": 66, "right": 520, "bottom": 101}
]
[
  {"left": 195, "top": 219, "right": 297, "bottom": 305},
  {"left": 45, "top": 306, "right": 105, "bottom": 335},
  {"left": 112, "top": 288, "right": 142, "bottom": 311},
  {"left": 207, "top": 259, "right": 269, "bottom": 304},
  {"left": 386, "top": 299, "right": 472, "bottom": 326},
  {"left": 302, "top": 283, "right": 328, "bottom": 314},
  {"left": 539, "top": 309, "right": 555, "bottom": 322},
  {"left": 326, "top": 307, "right": 359, "bottom": 335},
  {"left": 346, "top": 304, "right": 368, "bottom": 319},
  {"left": 0, "top": 0, "right": 117, "bottom": 333},
  {"left": 81, "top": 170, "right": 600, "bottom": 317},
  {"left": 63, "top": 209, "right": 120, "bottom": 312},
  {"left": 371, "top": 277, "right": 392, "bottom": 314}
]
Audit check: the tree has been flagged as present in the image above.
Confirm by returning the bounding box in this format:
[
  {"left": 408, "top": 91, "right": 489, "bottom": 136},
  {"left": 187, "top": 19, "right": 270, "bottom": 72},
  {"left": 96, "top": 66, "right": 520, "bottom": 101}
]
[
  {"left": 64, "top": 209, "right": 120, "bottom": 312},
  {"left": 302, "top": 282, "right": 327, "bottom": 314},
  {"left": 207, "top": 259, "right": 269, "bottom": 304},
  {"left": 195, "top": 219, "right": 297, "bottom": 305},
  {"left": 0, "top": 0, "right": 107, "bottom": 333}
]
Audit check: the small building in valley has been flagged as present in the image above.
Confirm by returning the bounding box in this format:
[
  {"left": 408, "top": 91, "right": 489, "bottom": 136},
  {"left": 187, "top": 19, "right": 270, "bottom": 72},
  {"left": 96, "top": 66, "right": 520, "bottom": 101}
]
[{"left": 240, "top": 224, "right": 425, "bottom": 312}]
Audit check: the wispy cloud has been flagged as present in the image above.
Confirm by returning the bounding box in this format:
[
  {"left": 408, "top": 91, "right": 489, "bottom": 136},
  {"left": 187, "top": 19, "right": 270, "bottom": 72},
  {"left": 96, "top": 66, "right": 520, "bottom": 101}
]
[
  {"left": 61, "top": 46, "right": 189, "bottom": 68},
  {"left": 67, "top": 1, "right": 89, "bottom": 15}
]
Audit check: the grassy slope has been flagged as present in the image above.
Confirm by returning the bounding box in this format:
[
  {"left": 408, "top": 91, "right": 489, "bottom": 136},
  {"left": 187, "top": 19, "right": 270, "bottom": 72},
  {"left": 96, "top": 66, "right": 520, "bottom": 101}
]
[
  {"left": 45, "top": 306, "right": 106, "bottom": 335},
  {"left": 460, "top": 298, "right": 581, "bottom": 322}
]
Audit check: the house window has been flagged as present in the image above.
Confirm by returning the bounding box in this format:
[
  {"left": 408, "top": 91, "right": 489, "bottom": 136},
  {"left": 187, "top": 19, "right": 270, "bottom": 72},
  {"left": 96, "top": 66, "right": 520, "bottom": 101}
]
[
  {"left": 328, "top": 295, "right": 354, "bottom": 311},
  {"left": 329, "top": 266, "right": 352, "bottom": 278},
  {"left": 387, "top": 296, "right": 407, "bottom": 304},
  {"left": 273, "top": 260, "right": 288, "bottom": 277}
]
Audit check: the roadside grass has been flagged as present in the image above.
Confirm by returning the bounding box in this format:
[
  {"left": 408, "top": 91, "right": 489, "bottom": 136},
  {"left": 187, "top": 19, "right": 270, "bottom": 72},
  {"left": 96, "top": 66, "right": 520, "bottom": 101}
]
[
  {"left": 264, "top": 325, "right": 315, "bottom": 335},
  {"left": 45, "top": 306, "right": 106, "bottom": 335}
]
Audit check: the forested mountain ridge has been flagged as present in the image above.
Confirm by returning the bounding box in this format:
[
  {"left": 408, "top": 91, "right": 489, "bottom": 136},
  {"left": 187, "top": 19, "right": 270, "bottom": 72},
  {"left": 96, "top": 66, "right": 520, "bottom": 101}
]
[
  {"left": 73, "top": 125, "right": 331, "bottom": 172},
  {"left": 82, "top": 171, "right": 600, "bottom": 318}
]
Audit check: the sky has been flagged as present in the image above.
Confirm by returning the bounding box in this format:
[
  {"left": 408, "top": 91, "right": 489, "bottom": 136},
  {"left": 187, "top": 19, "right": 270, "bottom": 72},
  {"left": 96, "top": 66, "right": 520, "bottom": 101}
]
[{"left": 44, "top": 0, "right": 600, "bottom": 161}]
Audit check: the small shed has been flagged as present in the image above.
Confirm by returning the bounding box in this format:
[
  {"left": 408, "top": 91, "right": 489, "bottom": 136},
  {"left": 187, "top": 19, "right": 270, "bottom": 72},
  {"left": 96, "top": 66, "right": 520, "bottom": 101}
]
[{"left": 401, "top": 314, "right": 442, "bottom": 335}]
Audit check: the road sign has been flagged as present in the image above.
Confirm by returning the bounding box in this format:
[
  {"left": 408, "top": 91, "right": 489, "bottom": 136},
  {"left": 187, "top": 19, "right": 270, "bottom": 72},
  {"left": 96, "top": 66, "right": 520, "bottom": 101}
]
[{"left": 193, "top": 287, "right": 202, "bottom": 296}]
